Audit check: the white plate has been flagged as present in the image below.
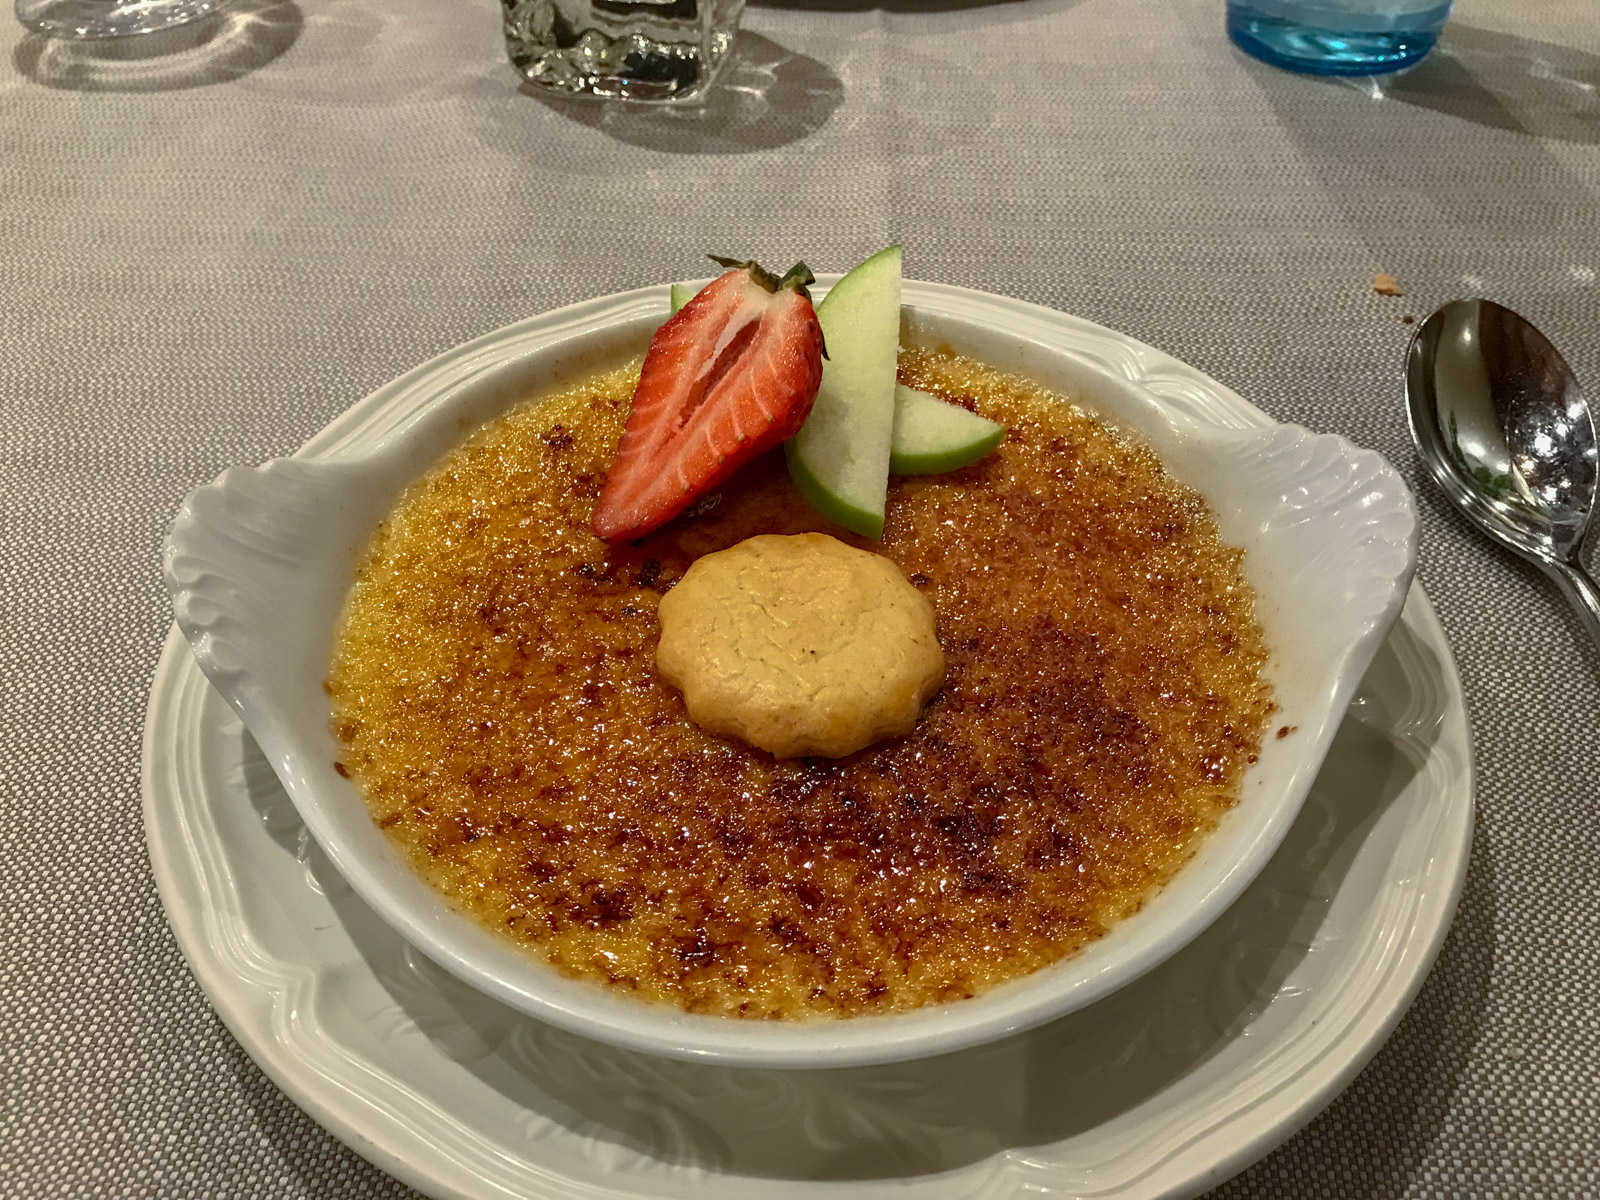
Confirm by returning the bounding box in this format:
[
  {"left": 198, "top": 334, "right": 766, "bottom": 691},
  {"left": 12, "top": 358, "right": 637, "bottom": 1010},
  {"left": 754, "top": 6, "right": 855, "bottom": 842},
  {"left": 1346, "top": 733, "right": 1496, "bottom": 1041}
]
[
  {"left": 162, "top": 282, "right": 1419, "bottom": 1067},
  {"left": 143, "top": 588, "right": 1470, "bottom": 1200},
  {"left": 144, "top": 287, "right": 1472, "bottom": 1197}
]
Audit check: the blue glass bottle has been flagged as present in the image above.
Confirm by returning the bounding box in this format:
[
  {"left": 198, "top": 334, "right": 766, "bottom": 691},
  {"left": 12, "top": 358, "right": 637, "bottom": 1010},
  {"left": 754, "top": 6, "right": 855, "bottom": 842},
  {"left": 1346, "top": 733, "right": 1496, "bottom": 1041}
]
[{"left": 1227, "top": 0, "right": 1454, "bottom": 75}]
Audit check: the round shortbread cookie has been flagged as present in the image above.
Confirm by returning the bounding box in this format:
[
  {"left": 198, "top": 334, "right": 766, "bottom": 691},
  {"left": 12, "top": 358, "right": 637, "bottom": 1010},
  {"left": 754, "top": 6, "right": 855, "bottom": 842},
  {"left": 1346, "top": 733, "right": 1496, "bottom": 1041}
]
[{"left": 656, "top": 533, "right": 945, "bottom": 758}]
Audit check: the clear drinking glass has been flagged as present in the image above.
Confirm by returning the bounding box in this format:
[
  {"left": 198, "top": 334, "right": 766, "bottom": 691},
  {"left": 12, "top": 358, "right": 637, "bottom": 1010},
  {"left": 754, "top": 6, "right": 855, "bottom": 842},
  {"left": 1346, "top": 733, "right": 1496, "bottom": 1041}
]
[
  {"left": 1226, "top": 0, "right": 1454, "bottom": 75},
  {"left": 15, "top": 0, "right": 228, "bottom": 38},
  {"left": 502, "top": 0, "right": 745, "bottom": 103}
]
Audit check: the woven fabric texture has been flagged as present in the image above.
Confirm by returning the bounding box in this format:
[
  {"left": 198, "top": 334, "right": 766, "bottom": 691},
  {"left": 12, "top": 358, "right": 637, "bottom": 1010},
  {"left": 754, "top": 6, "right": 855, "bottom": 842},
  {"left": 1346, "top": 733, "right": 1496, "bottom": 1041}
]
[{"left": 3, "top": 0, "right": 1599, "bottom": 1195}]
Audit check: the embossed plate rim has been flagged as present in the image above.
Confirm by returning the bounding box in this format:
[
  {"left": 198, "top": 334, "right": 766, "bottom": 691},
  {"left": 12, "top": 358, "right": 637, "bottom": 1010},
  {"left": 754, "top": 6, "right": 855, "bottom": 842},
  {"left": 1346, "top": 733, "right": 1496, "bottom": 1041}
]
[{"left": 145, "top": 281, "right": 1472, "bottom": 1198}]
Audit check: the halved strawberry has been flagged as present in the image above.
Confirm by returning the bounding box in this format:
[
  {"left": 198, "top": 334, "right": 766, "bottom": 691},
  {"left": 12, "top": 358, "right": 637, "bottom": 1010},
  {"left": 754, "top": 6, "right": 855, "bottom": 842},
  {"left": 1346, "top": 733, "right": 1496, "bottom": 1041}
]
[{"left": 591, "top": 259, "right": 825, "bottom": 543}]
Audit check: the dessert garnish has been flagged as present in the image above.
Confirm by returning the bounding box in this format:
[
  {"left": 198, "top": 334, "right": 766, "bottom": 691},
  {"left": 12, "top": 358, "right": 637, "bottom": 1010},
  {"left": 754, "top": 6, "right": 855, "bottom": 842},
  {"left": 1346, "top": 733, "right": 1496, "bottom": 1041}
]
[
  {"left": 655, "top": 533, "right": 945, "bottom": 758},
  {"left": 672, "top": 272, "right": 1003, "bottom": 478},
  {"left": 591, "top": 257, "right": 825, "bottom": 543},
  {"left": 785, "top": 245, "right": 905, "bottom": 538},
  {"left": 888, "top": 383, "right": 1005, "bottom": 475},
  {"left": 663, "top": 246, "right": 1009, "bottom": 538}
]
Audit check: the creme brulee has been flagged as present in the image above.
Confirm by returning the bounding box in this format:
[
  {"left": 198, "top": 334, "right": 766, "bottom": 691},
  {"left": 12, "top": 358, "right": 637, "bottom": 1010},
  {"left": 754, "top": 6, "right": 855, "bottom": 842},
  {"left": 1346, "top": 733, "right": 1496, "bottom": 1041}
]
[{"left": 325, "top": 349, "right": 1273, "bottom": 1019}]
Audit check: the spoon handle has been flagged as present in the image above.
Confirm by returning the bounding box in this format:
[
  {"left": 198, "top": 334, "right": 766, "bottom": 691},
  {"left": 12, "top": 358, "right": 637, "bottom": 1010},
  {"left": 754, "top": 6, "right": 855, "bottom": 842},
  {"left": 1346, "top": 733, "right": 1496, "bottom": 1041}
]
[{"left": 1543, "top": 559, "right": 1600, "bottom": 657}]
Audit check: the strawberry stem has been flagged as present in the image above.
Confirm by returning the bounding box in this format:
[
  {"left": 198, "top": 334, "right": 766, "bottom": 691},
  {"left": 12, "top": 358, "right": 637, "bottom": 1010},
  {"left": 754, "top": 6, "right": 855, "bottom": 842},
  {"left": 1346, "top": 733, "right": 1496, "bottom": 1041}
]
[
  {"left": 705, "top": 257, "right": 817, "bottom": 304},
  {"left": 778, "top": 262, "right": 815, "bottom": 296},
  {"left": 707, "top": 255, "right": 781, "bottom": 292}
]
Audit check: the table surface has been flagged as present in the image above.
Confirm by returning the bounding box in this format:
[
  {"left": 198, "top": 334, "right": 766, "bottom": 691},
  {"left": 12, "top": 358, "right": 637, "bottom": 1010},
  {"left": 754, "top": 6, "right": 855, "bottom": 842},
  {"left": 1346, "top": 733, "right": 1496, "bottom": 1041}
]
[{"left": 5, "top": 0, "right": 1599, "bottom": 1195}]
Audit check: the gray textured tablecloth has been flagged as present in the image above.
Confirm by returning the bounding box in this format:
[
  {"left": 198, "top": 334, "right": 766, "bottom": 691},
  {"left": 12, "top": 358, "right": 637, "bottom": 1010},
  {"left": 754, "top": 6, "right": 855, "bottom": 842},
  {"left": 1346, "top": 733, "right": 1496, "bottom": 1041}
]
[{"left": 5, "top": 0, "right": 1599, "bottom": 1194}]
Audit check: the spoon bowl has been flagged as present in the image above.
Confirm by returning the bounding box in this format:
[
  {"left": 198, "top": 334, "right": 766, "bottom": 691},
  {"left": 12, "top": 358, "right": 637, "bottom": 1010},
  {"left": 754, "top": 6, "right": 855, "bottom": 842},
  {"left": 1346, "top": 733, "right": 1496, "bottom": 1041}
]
[{"left": 1407, "top": 299, "right": 1600, "bottom": 651}]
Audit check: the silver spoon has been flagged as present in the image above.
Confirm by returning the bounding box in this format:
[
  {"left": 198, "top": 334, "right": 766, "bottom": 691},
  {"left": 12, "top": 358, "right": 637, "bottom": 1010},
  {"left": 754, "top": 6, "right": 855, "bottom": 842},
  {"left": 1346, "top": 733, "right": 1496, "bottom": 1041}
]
[{"left": 1407, "top": 298, "right": 1600, "bottom": 653}]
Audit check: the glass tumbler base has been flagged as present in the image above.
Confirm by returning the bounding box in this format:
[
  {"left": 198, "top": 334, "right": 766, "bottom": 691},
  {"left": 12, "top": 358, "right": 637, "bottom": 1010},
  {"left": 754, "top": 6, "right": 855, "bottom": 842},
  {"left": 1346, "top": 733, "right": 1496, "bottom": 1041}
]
[
  {"left": 15, "top": 0, "right": 228, "bottom": 39},
  {"left": 502, "top": 0, "right": 742, "bottom": 105},
  {"left": 1227, "top": 5, "right": 1448, "bottom": 75}
]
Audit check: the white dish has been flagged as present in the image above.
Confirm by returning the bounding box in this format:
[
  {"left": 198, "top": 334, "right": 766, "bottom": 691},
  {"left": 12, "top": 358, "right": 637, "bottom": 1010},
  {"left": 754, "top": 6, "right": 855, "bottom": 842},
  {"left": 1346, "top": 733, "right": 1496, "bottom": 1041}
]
[{"left": 163, "top": 281, "right": 1418, "bottom": 1068}]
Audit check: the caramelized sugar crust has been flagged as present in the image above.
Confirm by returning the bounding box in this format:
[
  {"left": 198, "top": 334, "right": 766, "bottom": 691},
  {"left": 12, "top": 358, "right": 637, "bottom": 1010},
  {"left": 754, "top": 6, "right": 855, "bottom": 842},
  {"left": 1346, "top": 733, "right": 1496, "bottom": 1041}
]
[{"left": 326, "top": 350, "right": 1273, "bottom": 1019}]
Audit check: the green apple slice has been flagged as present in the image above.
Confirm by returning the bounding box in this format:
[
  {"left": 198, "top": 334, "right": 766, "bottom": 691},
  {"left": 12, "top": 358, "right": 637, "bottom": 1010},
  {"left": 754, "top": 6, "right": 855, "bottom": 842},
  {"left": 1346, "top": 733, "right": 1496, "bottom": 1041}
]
[
  {"left": 785, "top": 245, "right": 903, "bottom": 538},
  {"left": 668, "top": 281, "right": 696, "bottom": 314},
  {"left": 889, "top": 385, "right": 1005, "bottom": 475}
]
